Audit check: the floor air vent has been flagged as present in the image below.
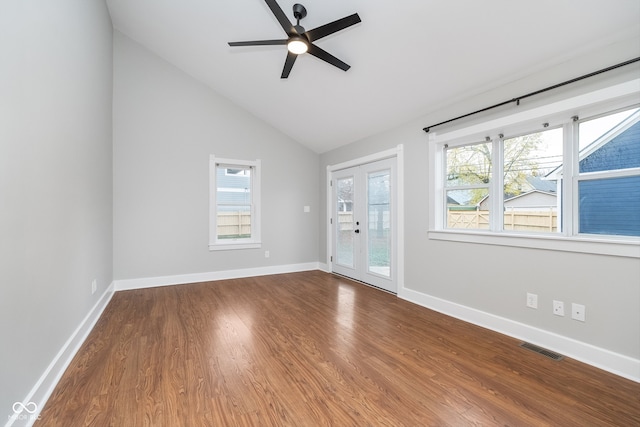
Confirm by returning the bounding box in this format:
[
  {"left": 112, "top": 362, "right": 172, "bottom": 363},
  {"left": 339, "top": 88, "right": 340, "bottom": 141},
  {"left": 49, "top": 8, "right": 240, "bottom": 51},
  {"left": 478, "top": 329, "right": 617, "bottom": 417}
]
[{"left": 519, "top": 342, "right": 564, "bottom": 361}]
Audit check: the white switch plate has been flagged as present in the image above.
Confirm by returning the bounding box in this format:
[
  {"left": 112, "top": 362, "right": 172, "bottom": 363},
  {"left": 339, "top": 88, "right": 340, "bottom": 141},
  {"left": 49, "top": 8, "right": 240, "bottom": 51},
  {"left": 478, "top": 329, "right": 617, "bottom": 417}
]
[
  {"left": 265, "top": 250, "right": 270, "bottom": 258},
  {"left": 572, "top": 303, "right": 586, "bottom": 322},
  {"left": 303, "top": 206, "right": 310, "bottom": 213},
  {"left": 526, "top": 293, "right": 538, "bottom": 309},
  {"left": 91, "top": 279, "right": 97, "bottom": 295},
  {"left": 553, "top": 300, "right": 565, "bottom": 316}
]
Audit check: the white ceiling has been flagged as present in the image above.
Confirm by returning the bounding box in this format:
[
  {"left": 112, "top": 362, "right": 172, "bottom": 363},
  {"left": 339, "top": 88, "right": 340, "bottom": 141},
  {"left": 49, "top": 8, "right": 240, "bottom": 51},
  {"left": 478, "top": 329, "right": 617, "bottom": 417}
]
[{"left": 106, "top": 0, "right": 640, "bottom": 153}]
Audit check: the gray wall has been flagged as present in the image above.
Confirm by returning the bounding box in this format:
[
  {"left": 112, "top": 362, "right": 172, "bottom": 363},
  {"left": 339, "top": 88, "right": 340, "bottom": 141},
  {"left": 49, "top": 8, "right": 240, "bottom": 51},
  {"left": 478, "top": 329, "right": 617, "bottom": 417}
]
[
  {"left": 0, "top": 0, "right": 113, "bottom": 418},
  {"left": 113, "top": 32, "right": 320, "bottom": 280},
  {"left": 320, "top": 40, "right": 640, "bottom": 359}
]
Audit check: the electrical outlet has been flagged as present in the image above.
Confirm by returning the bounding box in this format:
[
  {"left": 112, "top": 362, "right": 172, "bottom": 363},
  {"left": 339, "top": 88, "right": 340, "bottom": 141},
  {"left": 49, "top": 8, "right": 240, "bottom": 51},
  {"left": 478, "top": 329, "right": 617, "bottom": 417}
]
[
  {"left": 91, "top": 279, "right": 97, "bottom": 295},
  {"left": 572, "top": 303, "right": 586, "bottom": 322},
  {"left": 526, "top": 293, "right": 538, "bottom": 309},
  {"left": 265, "top": 250, "right": 270, "bottom": 258},
  {"left": 553, "top": 300, "right": 564, "bottom": 316}
]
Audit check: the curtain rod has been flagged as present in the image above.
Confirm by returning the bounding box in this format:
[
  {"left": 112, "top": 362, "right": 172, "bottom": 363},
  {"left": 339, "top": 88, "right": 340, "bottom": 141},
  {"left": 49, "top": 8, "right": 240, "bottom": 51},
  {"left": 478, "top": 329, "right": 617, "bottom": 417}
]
[{"left": 422, "top": 57, "right": 640, "bottom": 133}]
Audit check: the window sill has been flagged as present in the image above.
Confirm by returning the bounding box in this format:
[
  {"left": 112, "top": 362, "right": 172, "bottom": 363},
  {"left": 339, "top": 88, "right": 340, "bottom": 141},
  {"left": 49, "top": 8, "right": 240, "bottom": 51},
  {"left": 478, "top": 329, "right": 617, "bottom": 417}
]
[
  {"left": 209, "top": 242, "right": 261, "bottom": 251},
  {"left": 428, "top": 230, "right": 640, "bottom": 258}
]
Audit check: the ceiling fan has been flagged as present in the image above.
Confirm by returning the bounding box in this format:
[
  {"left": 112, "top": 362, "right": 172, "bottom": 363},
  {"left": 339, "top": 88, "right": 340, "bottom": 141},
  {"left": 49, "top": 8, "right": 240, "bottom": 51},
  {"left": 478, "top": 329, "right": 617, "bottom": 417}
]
[{"left": 228, "top": 0, "right": 361, "bottom": 78}]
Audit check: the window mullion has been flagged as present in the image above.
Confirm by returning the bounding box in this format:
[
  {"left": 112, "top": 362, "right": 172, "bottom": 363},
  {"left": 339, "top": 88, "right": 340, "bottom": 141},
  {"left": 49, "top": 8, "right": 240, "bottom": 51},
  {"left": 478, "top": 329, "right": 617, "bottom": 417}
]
[
  {"left": 439, "top": 143, "right": 446, "bottom": 229},
  {"left": 490, "top": 136, "right": 504, "bottom": 232},
  {"left": 562, "top": 121, "right": 577, "bottom": 237}
]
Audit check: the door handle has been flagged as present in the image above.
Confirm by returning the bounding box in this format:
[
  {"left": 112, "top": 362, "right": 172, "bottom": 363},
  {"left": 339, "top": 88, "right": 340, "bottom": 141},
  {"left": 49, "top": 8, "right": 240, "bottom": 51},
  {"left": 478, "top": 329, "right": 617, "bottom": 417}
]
[{"left": 354, "top": 229, "right": 360, "bottom": 234}]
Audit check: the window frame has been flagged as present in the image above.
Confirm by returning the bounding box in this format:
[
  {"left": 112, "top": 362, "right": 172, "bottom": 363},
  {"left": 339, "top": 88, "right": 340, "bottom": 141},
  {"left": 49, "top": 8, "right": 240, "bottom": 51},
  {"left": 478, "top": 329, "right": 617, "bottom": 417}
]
[
  {"left": 209, "top": 155, "right": 261, "bottom": 251},
  {"left": 429, "top": 79, "right": 640, "bottom": 258}
]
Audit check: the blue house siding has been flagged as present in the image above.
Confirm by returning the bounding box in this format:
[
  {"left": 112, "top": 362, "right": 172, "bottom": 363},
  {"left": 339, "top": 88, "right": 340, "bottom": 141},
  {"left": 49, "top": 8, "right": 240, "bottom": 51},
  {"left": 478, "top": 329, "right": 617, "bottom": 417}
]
[
  {"left": 578, "top": 120, "right": 640, "bottom": 236},
  {"left": 579, "top": 176, "right": 640, "bottom": 236},
  {"left": 580, "top": 121, "right": 640, "bottom": 172}
]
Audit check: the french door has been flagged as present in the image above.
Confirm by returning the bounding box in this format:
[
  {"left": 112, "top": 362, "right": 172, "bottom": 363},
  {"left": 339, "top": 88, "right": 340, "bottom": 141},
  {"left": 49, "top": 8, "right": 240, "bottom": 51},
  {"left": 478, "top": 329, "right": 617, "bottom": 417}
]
[{"left": 331, "top": 158, "right": 397, "bottom": 293}]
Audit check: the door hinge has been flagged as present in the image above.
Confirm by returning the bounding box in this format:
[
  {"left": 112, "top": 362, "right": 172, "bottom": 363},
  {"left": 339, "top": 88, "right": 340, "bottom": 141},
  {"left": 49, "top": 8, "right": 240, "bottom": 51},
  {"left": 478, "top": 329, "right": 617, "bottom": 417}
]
[
  {"left": 330, "top": 180, "right": 333, "bottom": 186},
  {"left": 330, "top": 255, "right": 333, "bottom": 262},
  {"left": 330, "top": 218, "right": 333, "bottom": 224}
]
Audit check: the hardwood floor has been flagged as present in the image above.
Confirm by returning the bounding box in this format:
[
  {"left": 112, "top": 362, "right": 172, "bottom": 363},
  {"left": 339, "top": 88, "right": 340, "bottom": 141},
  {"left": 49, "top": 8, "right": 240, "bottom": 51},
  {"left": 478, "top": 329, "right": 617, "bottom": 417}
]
[{"left": 37, "top": 271, "right": 639, "bottom": 426}]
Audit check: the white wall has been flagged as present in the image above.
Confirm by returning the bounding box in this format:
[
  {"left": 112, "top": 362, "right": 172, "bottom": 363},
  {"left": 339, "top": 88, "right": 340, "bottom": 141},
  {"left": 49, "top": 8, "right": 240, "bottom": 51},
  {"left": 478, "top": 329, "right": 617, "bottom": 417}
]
[
  {"left": 113, "top": 32, "right": 320, "bottom": 281},
  {"left": 0, "top": 0, "right": 113, "bottom": 422},
  {"left": 320, "top": 39, "right": 640, "bottom": 375}
]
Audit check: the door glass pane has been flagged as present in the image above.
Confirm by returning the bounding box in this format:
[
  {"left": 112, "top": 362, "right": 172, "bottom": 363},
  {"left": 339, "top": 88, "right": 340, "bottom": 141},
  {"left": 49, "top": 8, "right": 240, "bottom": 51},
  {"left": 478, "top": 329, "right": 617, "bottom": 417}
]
[
  {"left": 336, "top": 177, "right": 354, "bottom": 267},
  {"left": 367, "top": 170, "right": 390, "bottom": 277}
]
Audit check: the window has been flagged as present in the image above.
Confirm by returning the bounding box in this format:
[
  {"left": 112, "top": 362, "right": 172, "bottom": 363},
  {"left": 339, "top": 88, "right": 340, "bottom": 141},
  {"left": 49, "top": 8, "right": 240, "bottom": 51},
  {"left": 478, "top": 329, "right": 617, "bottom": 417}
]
[
  {"left": 444, "top": 128, "right": 564, "bottom": 233},
  {"left": 209, "top": 156, "right": 261, "bottom": 250},
  {"left": 430, "top": 80, "right": 640, "bottom": 257},
  {"left": 576, "top": 109, "right": 640, "bottom": 236},
  {"left": 445, "top": 142, "right": 492, "bottom": 230}
]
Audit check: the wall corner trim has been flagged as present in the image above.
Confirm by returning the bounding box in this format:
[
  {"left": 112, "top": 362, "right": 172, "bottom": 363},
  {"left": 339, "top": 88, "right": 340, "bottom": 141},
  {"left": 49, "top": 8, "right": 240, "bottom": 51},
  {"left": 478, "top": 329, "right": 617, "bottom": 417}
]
[
  {"left": 6, "top": 282, "right": 116, "bottom": 427},
  {"left": 398, "top": 286, "right": 640, "bottom": 383},
  {"left": 317, "top": 263, "right": 330, "bottom": 273}
]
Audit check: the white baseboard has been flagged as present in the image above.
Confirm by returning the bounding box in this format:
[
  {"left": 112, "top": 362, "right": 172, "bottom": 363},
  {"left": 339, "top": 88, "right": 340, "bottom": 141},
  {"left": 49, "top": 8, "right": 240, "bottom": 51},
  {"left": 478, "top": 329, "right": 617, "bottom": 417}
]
[
  {"left": 398, "top": 286, "right": 640, "bottom": 383},
  {"left": 114, "top": 262, "right": 321, "bottom": 291},
  {"left": 6, "top": 282, "right": 115, "bottom": 427}
]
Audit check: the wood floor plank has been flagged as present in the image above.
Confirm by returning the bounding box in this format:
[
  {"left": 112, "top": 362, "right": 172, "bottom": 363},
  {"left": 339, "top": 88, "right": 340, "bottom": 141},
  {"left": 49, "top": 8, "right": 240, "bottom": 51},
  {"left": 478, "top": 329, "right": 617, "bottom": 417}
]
[{"left": 36, "top": 271, "right": 640, "bottom": 426}]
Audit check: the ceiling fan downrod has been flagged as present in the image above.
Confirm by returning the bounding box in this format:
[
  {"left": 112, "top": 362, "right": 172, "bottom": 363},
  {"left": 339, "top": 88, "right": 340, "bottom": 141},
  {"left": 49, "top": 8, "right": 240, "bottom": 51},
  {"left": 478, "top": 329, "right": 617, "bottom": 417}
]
[{"left": 292, "top": 3, "right": 307, "bottom": 25}]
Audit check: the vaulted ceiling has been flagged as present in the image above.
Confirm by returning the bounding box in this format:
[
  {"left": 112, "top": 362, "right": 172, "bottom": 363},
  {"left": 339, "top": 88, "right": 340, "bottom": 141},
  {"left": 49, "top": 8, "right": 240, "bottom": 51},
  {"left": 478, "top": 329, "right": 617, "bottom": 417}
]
[{"left": 106, "top": 0, "right": 640, "bottom": 153}]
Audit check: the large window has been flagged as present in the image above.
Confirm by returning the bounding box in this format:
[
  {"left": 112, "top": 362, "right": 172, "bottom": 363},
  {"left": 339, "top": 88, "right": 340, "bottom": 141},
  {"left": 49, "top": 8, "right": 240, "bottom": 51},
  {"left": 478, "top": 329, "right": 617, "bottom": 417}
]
[
  {"left": 209, "top": 156, "right": 261, "bottom": 250},
  {"left": 430, "top": 82, "right": 640, "bottom": 257}
]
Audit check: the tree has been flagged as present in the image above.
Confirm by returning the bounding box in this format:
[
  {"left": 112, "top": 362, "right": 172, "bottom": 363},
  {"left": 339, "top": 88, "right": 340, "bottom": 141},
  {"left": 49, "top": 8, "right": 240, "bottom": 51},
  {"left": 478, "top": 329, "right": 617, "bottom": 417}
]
[{"left": 446, "top": 133, "right": 543, "bottom": 205}]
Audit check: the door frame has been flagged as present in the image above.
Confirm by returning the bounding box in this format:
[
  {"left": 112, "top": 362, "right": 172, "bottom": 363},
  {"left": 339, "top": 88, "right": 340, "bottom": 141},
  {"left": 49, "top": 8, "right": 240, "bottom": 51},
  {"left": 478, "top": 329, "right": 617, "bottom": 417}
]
[{"left": 326, "top": 144, "right": 405, "bottom": 293}]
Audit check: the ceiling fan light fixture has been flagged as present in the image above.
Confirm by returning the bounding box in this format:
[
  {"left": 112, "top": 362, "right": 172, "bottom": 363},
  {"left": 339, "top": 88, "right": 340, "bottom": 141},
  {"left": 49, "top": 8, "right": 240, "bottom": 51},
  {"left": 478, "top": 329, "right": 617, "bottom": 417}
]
[{"left": 287, "top": 38, "right": 308, "bottom": 54}]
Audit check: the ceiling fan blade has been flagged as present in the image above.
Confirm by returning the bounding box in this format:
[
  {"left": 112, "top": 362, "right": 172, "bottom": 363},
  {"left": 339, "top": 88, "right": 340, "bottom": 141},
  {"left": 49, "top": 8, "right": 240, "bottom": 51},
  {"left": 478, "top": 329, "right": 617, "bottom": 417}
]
[
  {"left": 264, "top": 0, "right": 296, "bottom": 35},
  {"left": 229, "top": 39, "right": 288, "bottom": 47},
  {"left": 307, "top": 43, "right": 350, "bottom": 72},
  {"left": 305, "top": 13, "right": 361, "bottom": 42},
  {"left": 281, "top": 51, "right": 297, "bottom": 79}
]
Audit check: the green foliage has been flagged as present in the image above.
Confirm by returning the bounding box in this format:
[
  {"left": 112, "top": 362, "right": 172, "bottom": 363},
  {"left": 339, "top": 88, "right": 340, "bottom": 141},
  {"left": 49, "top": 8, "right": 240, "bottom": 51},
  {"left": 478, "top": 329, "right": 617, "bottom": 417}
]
[{"left": 446, "top": 133, "right": 543, "bottom": 204}]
